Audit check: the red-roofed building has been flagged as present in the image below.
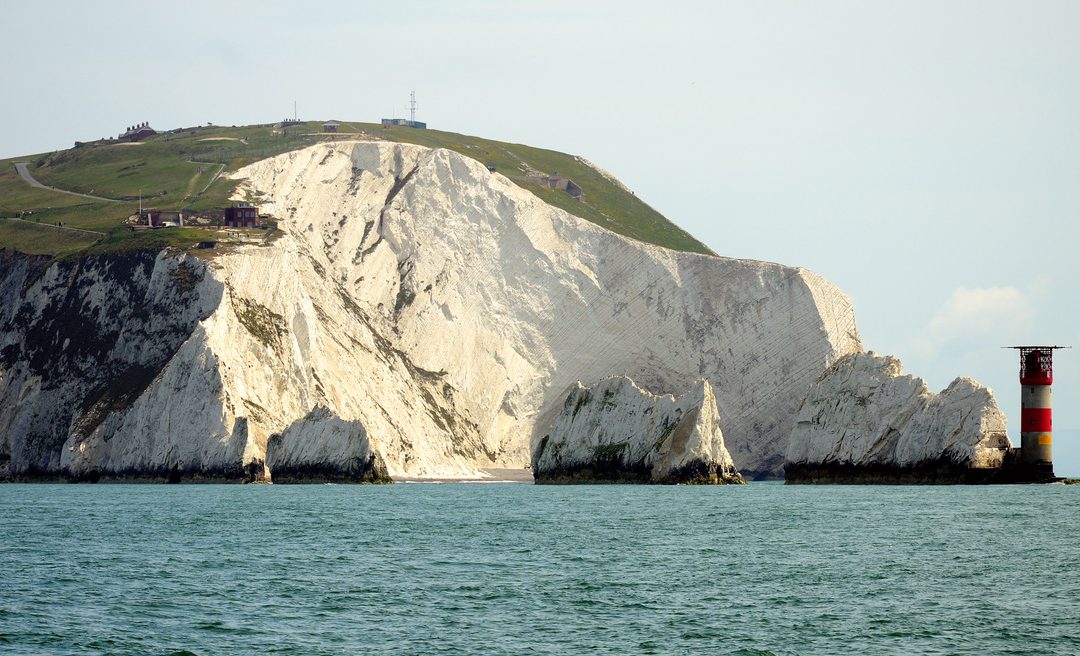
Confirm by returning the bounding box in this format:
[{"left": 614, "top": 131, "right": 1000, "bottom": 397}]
[
  {"left": 119, "top": 121, "right": 157, "bottom": 142},
  {"left": 225, "top": 204, "right": 258, "bottom": 228}
]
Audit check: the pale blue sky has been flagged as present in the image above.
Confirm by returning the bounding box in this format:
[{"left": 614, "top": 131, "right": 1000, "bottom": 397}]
[{"left": 4, "top": 0, "right": 1079, "bottom": 473}]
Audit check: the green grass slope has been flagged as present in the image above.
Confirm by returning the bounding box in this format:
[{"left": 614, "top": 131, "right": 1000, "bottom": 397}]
[
  {"left": 1, "top": 122, "right": 713, "bottom": 258},
  {"left": 0, "top": 220, "right": 100, "bottom": 256}
]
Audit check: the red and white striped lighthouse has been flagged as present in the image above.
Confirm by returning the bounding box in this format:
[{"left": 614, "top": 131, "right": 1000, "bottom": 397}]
[{"left": 1008, "top": 346, "right": 1065, "bottom": 480}]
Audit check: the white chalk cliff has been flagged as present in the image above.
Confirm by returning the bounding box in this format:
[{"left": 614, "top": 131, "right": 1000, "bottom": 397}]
[
  {"left": 785, "top": 352, "right": 1010, "bottom": 479},
  {"left": 532, "top": 376, "right": 743, "bottom": 483},
  {"left": 0, "top": 140, "right": 862, "bottom": 481}
]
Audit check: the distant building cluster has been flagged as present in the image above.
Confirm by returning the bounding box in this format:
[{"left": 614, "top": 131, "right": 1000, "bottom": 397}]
[
  {"left": 119, "top": 122, "right": 156, "bottom": 142},
  {"left": 128, "top": 203, "right": 266, "bottom": 231}
]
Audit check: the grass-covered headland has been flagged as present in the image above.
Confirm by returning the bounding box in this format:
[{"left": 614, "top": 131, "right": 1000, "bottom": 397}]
[{"left": 1, "top": 121, "right": 713, "bottom": 258}]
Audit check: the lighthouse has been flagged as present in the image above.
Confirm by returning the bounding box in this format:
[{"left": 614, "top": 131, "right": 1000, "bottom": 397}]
[{"left": 1008, "top": 346, "right": 1066, "bottom": 481}]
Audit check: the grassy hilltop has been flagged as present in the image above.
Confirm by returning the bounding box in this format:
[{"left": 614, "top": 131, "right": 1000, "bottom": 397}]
[{"left": 0, "top": 121, "right": 713, "bottom": 258}]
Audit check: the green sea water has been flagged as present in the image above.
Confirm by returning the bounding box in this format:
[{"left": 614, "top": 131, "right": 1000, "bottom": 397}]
[{"left": 2, "top": 483, "right": 1078, "bottom": 655}]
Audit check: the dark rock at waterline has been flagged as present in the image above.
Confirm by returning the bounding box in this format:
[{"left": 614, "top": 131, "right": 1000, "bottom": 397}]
[
  {"left": 784, "top": 453, "right": 1060, "bottom": 485},
  {"left": 535, "top": 457, "right": 744, "bottom": 485}
]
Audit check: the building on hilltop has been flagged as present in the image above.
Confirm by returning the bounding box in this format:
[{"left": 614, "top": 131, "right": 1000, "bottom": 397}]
[
  {"left": 119, "top": 122, "right": 157, "bottom": 142},
  {"left": 274, "top": 118, "right": 303, "bottom": 135},
  {"left": 323, "top": 121, "right": 340, "bottom": 133},
  {"left": 140, "top": 209, "right": 184, "bottom": 228},
  {"left": 380, "top": 118, "right": 427, "bottom": 129},
  {"left": 225, "top": 203, "right": 259, "bottom": 228},
  {"left": 382, "top": 90, "right": 427, "bottom": 129},
  {"left": 525, "top": 174, "right": 583, "bottom": 201}
]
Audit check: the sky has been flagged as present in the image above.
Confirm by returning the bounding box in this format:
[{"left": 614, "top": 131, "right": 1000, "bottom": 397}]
[{"left": 4, "top": 0, "right": 1079, "bottom": 474}]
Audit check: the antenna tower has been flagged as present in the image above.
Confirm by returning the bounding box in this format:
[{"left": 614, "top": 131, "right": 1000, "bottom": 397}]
[
  {"left": 409, "top": 90, "right": 417, "bottom": 123},
  {"left": 294, "top": 100, "right": 297, "bottom": 122}
]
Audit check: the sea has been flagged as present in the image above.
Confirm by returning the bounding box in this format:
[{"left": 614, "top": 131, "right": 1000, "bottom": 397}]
[{"left": 2, "top": 482, "right": 1078, "bottom": 656}]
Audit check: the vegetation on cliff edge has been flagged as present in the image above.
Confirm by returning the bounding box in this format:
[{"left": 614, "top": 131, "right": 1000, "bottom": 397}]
[{"left": 1, "top": 121, "right": 713, "bottom": 258}]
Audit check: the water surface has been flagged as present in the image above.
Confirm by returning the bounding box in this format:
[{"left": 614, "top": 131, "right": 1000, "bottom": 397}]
[{"left": 2, "top": 483, "right": 1078, "bottom": 655}]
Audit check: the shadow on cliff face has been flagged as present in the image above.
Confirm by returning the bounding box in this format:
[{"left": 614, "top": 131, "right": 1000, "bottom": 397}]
[
  {"left": 265, "top": 406, "right": 391, "bottom": 483},
  {"left": 0, "top": 249, "right": 226, "bottom": 479}
]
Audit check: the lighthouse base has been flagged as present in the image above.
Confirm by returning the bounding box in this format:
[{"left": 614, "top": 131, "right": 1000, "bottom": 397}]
[
  {"left": 1011, "top": 461, "right": 1057, "bottom": 483},
  {"left": 1008, "top": 447, "right": 1058, "bottom": 483}
]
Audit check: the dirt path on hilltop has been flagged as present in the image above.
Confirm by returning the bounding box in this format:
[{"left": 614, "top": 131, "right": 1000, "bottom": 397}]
[{"left": 13, "top": 162, "right": 119, "bottom": 202}]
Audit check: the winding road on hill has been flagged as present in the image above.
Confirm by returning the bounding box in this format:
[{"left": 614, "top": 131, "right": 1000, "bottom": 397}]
[{"left": 13, "top": 162, "right": 119, "bottom": 202}]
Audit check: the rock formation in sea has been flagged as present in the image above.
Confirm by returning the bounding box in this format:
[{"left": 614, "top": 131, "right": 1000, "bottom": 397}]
[
  {"left": 0, "top": 141, "right": 862, "bottom": 482},
  {"left": 784, "top": 352, "right": 1015, "bottom": 483},
  {"left": 532, "top": 376, "right": 744, "bottom": 484}
]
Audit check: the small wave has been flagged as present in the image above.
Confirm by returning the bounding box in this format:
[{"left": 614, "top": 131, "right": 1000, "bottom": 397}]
[{"left": 194, "top": 621, "right": 258, "bottom": 636}]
